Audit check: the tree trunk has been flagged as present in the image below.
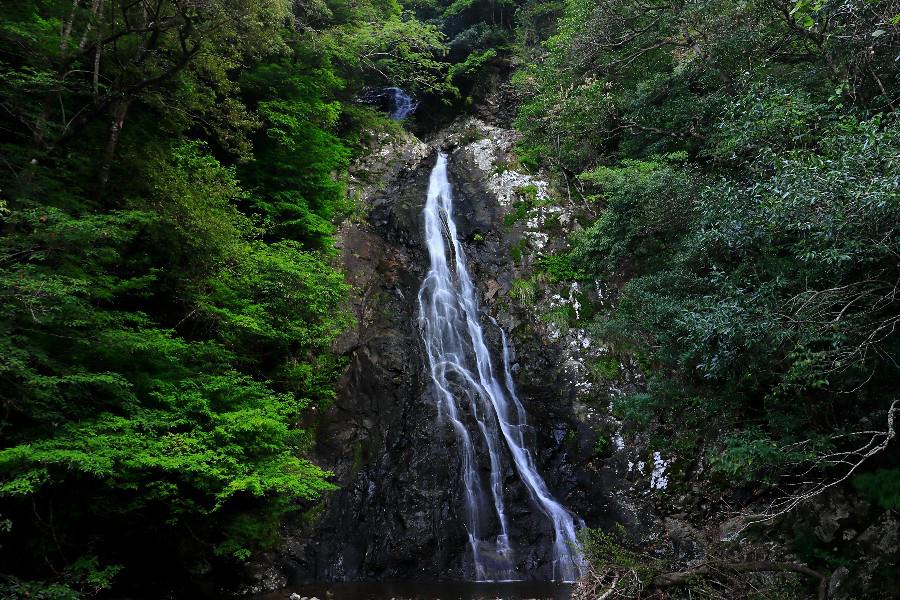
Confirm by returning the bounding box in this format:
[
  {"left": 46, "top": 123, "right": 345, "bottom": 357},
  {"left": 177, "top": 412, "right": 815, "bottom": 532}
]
[{"left": 95, "top": 98, "right": 130, "bottom": 199}]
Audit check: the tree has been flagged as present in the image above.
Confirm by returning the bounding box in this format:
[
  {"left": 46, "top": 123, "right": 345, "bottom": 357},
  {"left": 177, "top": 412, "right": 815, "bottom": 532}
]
[
  {"left": 0, "top": 0, "right": 420, "bottom": 595},
  {"left": 515, "top": 0, "right": 900, "bottom": 595}
]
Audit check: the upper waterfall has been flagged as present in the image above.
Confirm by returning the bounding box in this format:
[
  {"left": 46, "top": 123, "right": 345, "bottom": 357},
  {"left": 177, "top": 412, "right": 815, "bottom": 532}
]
[
  {"left": 417, "top": 152, "right": 583, "bottom": 582},
  {"left": 387, "top": 87, "right": 417, "bottom": 120}
]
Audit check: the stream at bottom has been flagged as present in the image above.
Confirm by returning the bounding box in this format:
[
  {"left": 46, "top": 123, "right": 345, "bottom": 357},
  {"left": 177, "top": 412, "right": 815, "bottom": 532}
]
[{"left": 257, "top": 581, "right": 573, "bottom": 600}]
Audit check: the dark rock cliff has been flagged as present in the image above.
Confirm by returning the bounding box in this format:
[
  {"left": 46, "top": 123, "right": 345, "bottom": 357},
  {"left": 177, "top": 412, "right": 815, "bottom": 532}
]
[
  {"left": 249, "top": 119, "right": 650, "bottom": 588},
  {"left": 239, "top": 118, "right": 898, "bottom": 600}
]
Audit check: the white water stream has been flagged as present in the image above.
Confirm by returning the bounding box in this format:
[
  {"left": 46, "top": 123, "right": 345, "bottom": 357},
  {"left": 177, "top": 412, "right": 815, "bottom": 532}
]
[
  {"left": 417, "top": 153, "right": 583, "bottom": 582},
  {"left": 387, "top": 87, "right": 417, "bottom": 120}
]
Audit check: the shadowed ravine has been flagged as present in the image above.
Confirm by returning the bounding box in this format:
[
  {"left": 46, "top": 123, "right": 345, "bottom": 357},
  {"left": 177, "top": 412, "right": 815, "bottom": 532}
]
[{"left": 417, "top": 153, "right": 584, "bottom": 582}]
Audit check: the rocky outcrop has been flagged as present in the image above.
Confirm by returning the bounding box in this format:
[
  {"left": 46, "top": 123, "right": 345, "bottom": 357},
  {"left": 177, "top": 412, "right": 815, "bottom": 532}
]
[
  {"left": 238, "top": 115, "right": 898, "bottom": 600},
  {"left": 246, "top": 117, "right": 671, "bottom": 591},
  {"left": 243, "top": 120, "right": 652, "bottom": 581}
]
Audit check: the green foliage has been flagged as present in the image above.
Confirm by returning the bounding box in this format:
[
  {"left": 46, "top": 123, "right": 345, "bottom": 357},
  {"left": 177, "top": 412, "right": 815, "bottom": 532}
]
[
  {"left": 515, "top": 0, "right": 900, "bottom": 512},
  {"left": 150, "top": 141, "right": 253, "bottom": 275},
  {"left": 516, "top": 0, "right": 897, "bottom": 168},
  {"left": 503, "top": 200, "right": 532, "bottom": 226},
  {"left": 338, "top": 103, "right": 404, "bottom": 157},
  {"left": 537, "top": 252, "right": 582, "bottom": 282},
  {"left": 611, "top": 393, "right": 656, "bottom": 427},
  {"left": 503, "top": 184, "right": 542, "bottom": 227},
  {"left": 238, "top": 59, "right": 351, "bottom": 248},
  {"left": 447, "top": 48, "right": 498, "bottom": 87},
  {"left": 542, "top": 212, "right": 561, "bottom": 231},
  {"left": 509, "top": 277, "right": 538, "bottom": 306},
  {"left": 580, "top": 525, "right": 664, "bottom": 583},
  {"left": 793, "top": 529, "right": 853, "bottom": 570},
  {"left": 458, "top": 124, "right": 484, "bottom": 145},
  {"left": 572, "top": 156, "right": 698, "bottom": 275},
  {"left": 449, "top": 23, "right": 511, "bottom": 61},
  {"left": 853, "top": 469, "right": 900, "bottom": 510},
  {"left": 541, "top": 306, "right": 572, "bottom": 334},
  {"left": 709, "top": 429, "right": 786, "bottom": 484},
  {"left": 63, "top": 556, "right": 123, "bottom": 596},
  {"left": 324, "top": 13, "right": 453, "bottom": 95},
  {"left": 590, "top": 355, "right": 620, "bottom": 381},
  {"left": 513, "top": 140, "right": 541, "bottom": 171},
  {"left": 0, "top": 578, "right": 81, "bottom": 600},
  {"left": 403, "top": 0, "right": 524, "bottom": 114},
  {"left": 0, "top": 0, "right": 410, "bottom": 595},
  {"left": 582, "top": 524, "right": 818, "bottom": 598},
  {"left": 509, "top": 238, "right": 529, "bottom": 264},
  {"left": 517, "top": 183, "right": 539, "bottom": 203},
  {"left": 612, "top": 383, "right": 720, "bottom": 462}
]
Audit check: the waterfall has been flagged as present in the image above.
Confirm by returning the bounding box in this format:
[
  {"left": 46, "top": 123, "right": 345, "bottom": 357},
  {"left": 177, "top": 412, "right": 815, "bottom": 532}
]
[
  {"left": 387, "top": 87, "right": 416, "bottom": 120},
  {"left": 417, "top": 153, "right": 583, "bottom": 582}
]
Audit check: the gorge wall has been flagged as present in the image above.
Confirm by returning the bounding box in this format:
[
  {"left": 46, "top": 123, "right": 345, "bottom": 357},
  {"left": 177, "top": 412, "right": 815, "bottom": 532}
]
[
  {"left": 240, "top": 116, "right": 668, "bottom": 589},
  {"left": 240, "top": 109, "right": 898, "bottom": 599}
]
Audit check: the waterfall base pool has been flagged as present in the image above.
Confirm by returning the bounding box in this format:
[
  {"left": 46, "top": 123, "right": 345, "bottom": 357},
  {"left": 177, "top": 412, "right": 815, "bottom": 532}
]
[{"left": 258, "top": 581, "right": 573, "bottom": 600}]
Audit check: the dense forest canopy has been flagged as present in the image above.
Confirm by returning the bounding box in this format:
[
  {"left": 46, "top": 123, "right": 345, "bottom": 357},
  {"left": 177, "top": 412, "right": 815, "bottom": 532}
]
[
  {"left": 517, "top": 0, "right": 899, "bottom": 490},
  {"left": 514, "top": 0, "right": 899, "bottom": 595},
  {"left": 0, "top": 0, "right": 898, "bottom": 597},
  {"left": 0, "top": 0, "right": 450, "bottom": 596}
]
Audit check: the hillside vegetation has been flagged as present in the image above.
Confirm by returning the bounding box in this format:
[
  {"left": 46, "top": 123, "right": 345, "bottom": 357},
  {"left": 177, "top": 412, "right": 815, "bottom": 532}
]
[
  {"left": 0, "top": 1, "right": 447, "bottom": 596},
  {"left": 513, "top": 0, "right": 899, "bottom": 596},
  {"left": 0, "top": 0, "right": 897, "bottom": 598}
]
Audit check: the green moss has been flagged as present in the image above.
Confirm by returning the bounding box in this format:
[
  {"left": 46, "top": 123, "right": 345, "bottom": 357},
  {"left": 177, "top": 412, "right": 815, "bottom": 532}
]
[
  {"left": 510, "top": 278, "right": 538, "bottom": 306},
  {"left": 503, "top": 185, "right": 544, "bottom": 228},
  {"left": 540, "top": 306, "right": 572, "bottom": 334},
  {"left": 516, "top": 183, "right": 539, "bottom": 203},
  {"left": 458, "top": 125, "right": 482, "bottom": 145},
  {"left": 301, "top": 501, "right": 327, "bottom": 526},
  {"left": 591, "top": 355, "right": 621, "bottom": 380},
  {"left": 509, "top": 238, "right": 529, "bottom": 264},
  {"left": 503, "top": 200, "right": 532, "bottom": 227}
]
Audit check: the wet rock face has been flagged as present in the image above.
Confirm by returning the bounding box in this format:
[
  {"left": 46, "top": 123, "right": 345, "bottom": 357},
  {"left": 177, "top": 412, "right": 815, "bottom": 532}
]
[
  {"left": 251, "top": 119, "right": 895, "bottom": 599},
  {"left": 289, "top": 136, "right": 463, "bottom": 581},
  {"left": 273, "top": 119, "right": 639, "bottom": 587}
]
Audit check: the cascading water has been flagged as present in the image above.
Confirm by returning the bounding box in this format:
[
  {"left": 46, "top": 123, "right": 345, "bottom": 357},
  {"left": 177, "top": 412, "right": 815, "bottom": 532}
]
[
  {"left": 417, "top": 153, "right": 583, "bottom": 582},
  {"left": 387, "top": 87, "right": 417, "bottom": 120}
]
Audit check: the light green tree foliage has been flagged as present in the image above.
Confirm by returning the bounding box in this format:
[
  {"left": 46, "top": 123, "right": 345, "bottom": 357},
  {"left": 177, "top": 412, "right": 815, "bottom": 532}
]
[
  {"left": 403, "top": 0, "right": 549, "bottom": 106},
  {"left": 0, "top": 0, "right": 441, "bottom": 596},
  {"left": 326, "top": 12, "right": 453, "bottom": 94},
  {"left": 0, "top": 140, "right": 345, "bottom": 594}
]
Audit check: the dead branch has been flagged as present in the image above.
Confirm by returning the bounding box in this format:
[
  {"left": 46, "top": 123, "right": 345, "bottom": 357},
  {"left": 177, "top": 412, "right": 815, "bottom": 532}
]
[
  {"left": 742, "top": 398, "right": 898, "bottom": 528},
  {"left": 653, "top": 560, "right": 828, "bottom": 600}
]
